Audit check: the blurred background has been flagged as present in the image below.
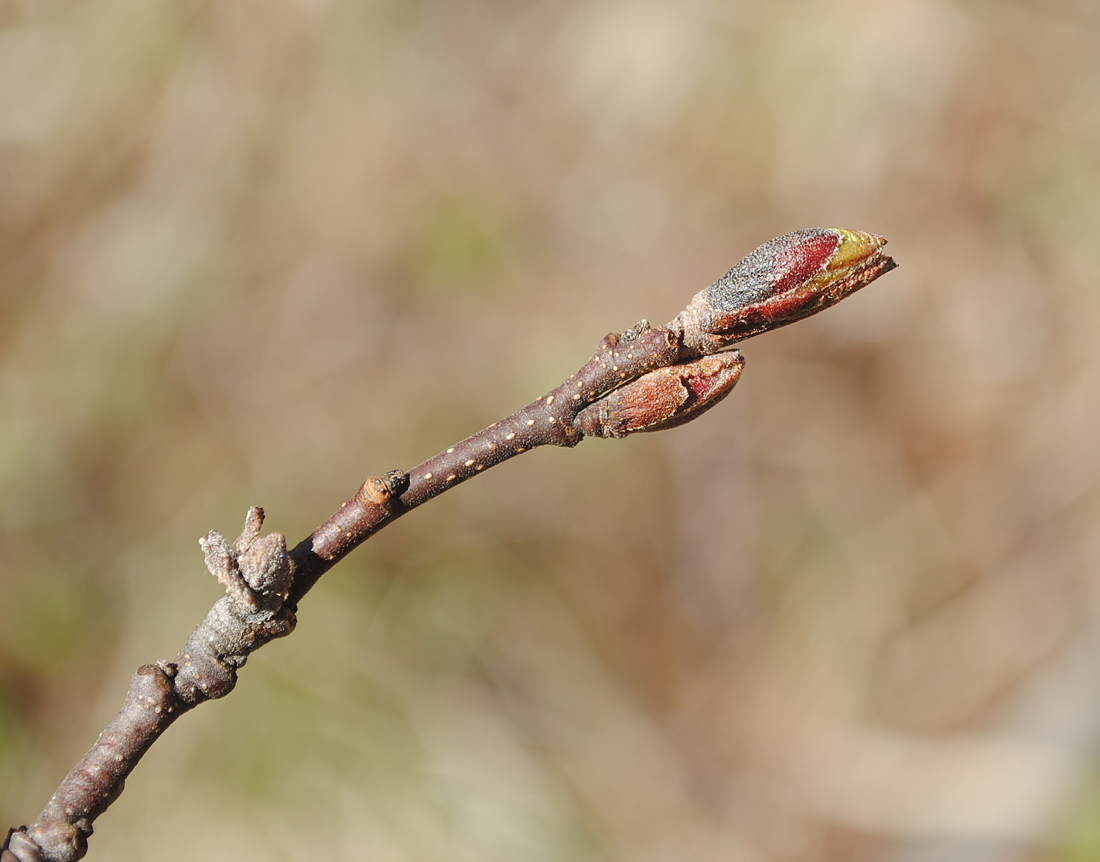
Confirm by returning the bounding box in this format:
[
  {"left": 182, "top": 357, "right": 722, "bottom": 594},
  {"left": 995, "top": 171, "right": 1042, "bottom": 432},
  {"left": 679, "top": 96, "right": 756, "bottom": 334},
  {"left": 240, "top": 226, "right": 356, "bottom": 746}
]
[{"left": 2, "top": 0, "right": 1100, "bottom": 859}]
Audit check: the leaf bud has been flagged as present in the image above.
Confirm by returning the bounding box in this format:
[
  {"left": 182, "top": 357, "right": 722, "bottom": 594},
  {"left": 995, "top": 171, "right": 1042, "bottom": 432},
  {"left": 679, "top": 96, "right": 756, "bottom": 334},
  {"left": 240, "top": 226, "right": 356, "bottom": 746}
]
[
  {"left": 675, "top": 228, "right": 896, "bottom": 356},
  {"left": 574, "top": 351, "right": 745, "bottom": 439}
]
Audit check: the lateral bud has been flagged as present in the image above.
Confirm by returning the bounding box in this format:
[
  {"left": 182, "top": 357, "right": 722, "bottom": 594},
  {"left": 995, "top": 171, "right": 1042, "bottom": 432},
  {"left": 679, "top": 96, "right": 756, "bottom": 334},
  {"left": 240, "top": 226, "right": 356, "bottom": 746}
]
[
  {"left": 574, "top": 352, "right": 744, "bottom": 439},
  {"left": 359, "top": 476, "right": 392, "bottom": 505}
]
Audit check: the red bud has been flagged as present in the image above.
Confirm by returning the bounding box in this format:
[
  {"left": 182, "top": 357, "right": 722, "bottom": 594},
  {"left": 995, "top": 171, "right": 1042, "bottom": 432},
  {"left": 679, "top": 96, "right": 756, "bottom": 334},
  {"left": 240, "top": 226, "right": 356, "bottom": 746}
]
[
  {"left": 675, "top": 228, "right": 896, "bottom": 356},
  {"left": 574, "top": 352, "right": 745, "bottom": 439}
]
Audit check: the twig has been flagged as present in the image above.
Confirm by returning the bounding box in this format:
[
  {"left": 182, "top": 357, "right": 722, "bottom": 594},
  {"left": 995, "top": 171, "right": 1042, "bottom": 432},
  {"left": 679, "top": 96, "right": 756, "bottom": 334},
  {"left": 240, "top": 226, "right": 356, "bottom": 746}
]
[{"left": 3, "top": 228, "right": 896, "bottom": 862}]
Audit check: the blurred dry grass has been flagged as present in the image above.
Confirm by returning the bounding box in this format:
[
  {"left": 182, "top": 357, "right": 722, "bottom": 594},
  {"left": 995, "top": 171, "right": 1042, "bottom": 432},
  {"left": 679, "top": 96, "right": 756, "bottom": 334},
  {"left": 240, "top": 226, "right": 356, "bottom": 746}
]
[{"left": 3, "top": 0, "right": 1100, "bottom": 859}]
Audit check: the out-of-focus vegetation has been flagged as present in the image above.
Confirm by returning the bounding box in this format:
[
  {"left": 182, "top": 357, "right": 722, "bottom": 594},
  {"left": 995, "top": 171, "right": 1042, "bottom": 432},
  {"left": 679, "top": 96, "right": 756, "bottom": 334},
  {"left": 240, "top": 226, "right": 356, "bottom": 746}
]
[{"left": 3, "top": 1, "right": 1100, "bottom": 859}]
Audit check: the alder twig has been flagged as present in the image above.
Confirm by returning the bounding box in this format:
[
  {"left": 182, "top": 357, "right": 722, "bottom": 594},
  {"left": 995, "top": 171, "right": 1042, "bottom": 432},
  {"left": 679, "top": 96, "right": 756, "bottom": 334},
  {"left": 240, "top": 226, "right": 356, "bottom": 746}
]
[{"left": 3, "top": 228, "right": 896, "bottom": 862}]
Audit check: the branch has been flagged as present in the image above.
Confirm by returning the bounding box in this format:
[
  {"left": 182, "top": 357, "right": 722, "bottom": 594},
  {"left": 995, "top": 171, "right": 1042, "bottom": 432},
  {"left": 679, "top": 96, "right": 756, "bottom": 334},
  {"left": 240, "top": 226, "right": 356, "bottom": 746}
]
[{"left": 3, "top": 228, "right": 896, "bottom": 862}]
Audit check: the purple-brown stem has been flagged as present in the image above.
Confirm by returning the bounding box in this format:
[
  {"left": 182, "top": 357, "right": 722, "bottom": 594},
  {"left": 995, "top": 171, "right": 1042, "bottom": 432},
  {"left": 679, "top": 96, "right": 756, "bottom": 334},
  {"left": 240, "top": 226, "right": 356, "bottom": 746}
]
[
  {"left": 285, "top": 323, "right": 683, "bottom": 604},
  {"left": 5, "top": 228, "right": 895, "bottom": 862}
]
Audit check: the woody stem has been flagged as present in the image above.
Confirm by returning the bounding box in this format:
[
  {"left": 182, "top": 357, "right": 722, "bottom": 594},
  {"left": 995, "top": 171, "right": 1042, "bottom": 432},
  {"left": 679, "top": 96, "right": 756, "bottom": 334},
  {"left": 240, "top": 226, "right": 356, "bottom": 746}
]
[{"left": 285, "top": 322, "right": 682, "bottom": 606}]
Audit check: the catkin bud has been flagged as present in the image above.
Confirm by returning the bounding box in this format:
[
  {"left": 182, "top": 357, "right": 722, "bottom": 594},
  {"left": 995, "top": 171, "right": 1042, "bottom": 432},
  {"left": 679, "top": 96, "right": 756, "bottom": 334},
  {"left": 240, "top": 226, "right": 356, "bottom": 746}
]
[
  {"left": 676, "top": 228, "right": 896, "bottom": 356},
  {"left": 574, "top": 352, "right": 745, "bottom": 439}
]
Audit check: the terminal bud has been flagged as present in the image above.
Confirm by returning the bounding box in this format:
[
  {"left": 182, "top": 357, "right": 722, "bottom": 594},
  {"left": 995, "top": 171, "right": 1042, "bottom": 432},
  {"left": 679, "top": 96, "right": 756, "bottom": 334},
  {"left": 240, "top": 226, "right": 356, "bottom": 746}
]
[{"left": 676, "top": 228, "right": 896, "bottom": 356}]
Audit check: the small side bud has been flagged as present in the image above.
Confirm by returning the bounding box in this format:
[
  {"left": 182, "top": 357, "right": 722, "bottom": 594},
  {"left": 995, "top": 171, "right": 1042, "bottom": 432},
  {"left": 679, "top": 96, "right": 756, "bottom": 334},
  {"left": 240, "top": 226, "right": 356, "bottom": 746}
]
[
  {"left": 359, "top": 476, "right": 391, "bottom": 505},
  {"left": 575, "top": 351, "right": 744, "bottom": 439},
  {"left": 676, "top": 228, "right": 897, "bottom": 356}
]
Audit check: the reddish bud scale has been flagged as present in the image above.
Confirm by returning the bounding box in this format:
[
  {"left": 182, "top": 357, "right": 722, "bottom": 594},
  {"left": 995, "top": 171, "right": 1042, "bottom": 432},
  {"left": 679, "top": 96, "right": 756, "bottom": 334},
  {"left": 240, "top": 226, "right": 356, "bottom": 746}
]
[
  {"left": 675, "top": 228, "right": 896, "bottom": 356},
  {"left": 574, "top": 352, "right": 744, "bottom": 439},
  {"left": 712, "top": 229, "right": 841, "bottom": 311}
]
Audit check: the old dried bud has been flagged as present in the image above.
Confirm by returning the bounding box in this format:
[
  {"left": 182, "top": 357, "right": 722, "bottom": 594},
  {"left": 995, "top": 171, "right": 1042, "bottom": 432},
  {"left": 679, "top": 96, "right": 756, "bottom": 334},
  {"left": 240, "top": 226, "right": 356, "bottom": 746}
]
[
  {"left": 199, "top": 508, "right": 291, "bottom": 614},
  {"left": 675, "top": 228, "right": 896, "bottom": 356},
  {"left": 574, "top": 351, "right": 744, "bottom": 439}
]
